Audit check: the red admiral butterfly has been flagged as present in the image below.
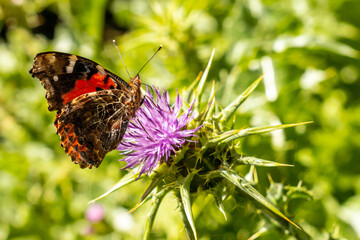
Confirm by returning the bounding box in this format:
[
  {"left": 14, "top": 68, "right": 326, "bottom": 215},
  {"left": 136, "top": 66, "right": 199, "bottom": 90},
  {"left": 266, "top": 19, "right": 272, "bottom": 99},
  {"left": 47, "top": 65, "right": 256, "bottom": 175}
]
[{"left": 29, "top": 51, "right": 142, "bottom": 169}]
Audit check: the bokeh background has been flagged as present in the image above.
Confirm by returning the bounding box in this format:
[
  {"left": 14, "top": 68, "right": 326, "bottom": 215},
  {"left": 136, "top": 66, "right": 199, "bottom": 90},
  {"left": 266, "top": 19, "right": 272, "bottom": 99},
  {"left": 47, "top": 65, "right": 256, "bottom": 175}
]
[{"left": 1, "top": 0, "right": 360, "bottom": 239}]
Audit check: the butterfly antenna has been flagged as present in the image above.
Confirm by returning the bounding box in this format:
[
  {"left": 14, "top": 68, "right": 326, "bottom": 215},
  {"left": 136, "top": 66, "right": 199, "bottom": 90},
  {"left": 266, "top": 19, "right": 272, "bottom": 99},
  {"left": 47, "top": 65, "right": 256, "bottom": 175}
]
[
  {"left": 113, "top": 40, "right": 131, "bottom": 79},
  {"left": 136, "top": 45, "right": 162, "bottom": 76}
]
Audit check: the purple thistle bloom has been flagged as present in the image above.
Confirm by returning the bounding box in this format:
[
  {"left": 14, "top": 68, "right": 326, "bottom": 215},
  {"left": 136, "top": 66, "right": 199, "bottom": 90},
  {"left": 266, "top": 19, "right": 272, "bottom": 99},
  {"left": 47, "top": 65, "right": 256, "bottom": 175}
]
[{"left": 117, "top": 87, "right": 200, "bottom": 177}]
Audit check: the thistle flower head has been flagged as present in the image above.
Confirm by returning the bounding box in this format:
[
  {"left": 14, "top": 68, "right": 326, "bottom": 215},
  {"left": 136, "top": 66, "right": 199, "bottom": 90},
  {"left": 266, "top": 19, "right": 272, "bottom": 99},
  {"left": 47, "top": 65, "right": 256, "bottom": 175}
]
[{"left": 117, "top": 87, "right": 200, "bottom": 177}]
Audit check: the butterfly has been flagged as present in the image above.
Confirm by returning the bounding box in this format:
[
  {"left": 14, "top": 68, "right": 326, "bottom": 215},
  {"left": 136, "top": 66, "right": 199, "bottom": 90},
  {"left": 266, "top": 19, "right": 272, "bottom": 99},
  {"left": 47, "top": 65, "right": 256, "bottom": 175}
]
[{"left": 29, "top": 51, "right": 142, "bottom": 169}]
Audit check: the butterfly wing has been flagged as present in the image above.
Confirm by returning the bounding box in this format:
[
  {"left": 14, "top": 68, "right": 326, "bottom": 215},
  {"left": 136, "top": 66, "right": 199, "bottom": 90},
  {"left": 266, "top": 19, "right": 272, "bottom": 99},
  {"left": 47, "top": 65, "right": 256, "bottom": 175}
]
[
  {"left": 29, "top": 51, "right": 132, "bottom": 111},
  {"left": 30, "top": 52, "right": 142, "bottom": 168}
]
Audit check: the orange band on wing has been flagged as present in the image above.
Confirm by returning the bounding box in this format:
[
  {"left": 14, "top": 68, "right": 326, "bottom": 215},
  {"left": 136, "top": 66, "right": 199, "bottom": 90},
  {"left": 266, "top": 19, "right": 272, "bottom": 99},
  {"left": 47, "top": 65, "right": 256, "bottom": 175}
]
[{"left": 62, "top": 72, "right": 117, "bottom": 104}]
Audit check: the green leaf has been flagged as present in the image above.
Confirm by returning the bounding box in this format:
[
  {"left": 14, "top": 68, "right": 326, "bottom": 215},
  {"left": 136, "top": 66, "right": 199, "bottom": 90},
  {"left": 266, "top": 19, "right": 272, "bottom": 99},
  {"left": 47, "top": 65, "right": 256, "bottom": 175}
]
[
  {"left": 217, "top": 121, "right": 313, "bottom": 145},
  {"left": 143, "top": 188, "right": 168, "bottom": 240},
  {"left": 205, "top": 80, "right": 217, "bottom": 122},
  {"left": 194, "top": 49, "right": 215, "bottom": 113},
  {"left": 285, "top": 182, "right": 313, "bottom": 201},
  {"left": 178, "top": 171, "right": 198, "bottom": 240},
  {"left": 209, "top": 167, "right": 301, "bottom": 230},
  {"left": 183, "top": 71, "right": 202, "bottom": 104},
  {"left": 211, "top": 188, "right": 227, "bottom": 220},
  {"left": 88, "top": 171, "right": 140, "bottom": 204},
  {"left": 216, "top": 73, "right": 264, "bottom": 124},
  {"left": 200, "top": 128, "right": 242, "bottom": 152},
  {"left": 129, "top": 174, "right": 164, "bottom": 213},
  {"left": 197, "top": 80, "right": 216, "bottom": 123},
  {"left": 236, "top": 156, "right": 293, "bottom": 167}
]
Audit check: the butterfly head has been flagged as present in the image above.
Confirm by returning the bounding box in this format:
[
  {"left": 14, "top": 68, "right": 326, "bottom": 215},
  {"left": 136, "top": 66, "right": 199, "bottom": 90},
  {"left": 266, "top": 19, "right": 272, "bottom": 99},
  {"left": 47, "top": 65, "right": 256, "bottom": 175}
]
[
  {"left": 128, "top": 74, "right": 142, "bottom": 110},
  {"left": 131, "top": 74, "right": 141, "bottom": 88}
]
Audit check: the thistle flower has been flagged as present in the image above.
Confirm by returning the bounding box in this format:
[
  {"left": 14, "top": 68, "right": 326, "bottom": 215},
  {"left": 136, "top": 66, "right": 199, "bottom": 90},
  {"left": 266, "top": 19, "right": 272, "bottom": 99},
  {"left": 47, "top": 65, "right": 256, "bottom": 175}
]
[
  {"left": 91, "top": 50, "right": 312, "bottom": 240},
  {"left": 117, "top": 87, "right": 200, "bottom": 177}
]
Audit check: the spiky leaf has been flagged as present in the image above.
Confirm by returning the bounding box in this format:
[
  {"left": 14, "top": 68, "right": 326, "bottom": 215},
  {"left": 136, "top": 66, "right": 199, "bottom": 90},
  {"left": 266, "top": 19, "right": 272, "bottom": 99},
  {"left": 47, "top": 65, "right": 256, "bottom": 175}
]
[
  {"left": 143, "top": 188, "right": 168, "bottom": 240},
  {"left": 194, "top": 49, "right": 215, "bottom": 112},
  {"left": 208, "top": 167, "right": 301, "bottom": 230},
  {"left": 89, "top": 171, "right": 141, "bottom": 204},
  {"left": 178, "top": 171, "right": 198, "bottom": 240},
  {"left": 129, "top": 174, "right": 164, "bottom": 213},
  {"left": 236, "top": 156, "right": 293, "bottom": 167},
  {"left": 217, "top": 73, "right": 264, "bottom": 125},
  {"left": 214, "top": 121, "right": 312, "bottom": 145}
]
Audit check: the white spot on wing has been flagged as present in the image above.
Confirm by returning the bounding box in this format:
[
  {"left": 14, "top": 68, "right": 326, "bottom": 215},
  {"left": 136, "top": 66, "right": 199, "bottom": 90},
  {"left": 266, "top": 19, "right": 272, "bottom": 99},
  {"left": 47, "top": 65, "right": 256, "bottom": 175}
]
[
  {"left": 96, "top": 65, "right": 105, "bottom": 73},
  {"left": 66, "top": 66, "right": 74, "bottom": 73},
  {"left": 66, "top": 57, "right": 77, "bottom": 73}
]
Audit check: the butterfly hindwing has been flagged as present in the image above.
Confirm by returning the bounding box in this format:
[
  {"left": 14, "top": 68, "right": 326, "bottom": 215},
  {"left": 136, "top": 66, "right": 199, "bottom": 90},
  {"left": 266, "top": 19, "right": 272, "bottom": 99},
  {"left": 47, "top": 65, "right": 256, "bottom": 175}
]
[{"left": 54, "top": 90, "right": 132, "bottom": 168}]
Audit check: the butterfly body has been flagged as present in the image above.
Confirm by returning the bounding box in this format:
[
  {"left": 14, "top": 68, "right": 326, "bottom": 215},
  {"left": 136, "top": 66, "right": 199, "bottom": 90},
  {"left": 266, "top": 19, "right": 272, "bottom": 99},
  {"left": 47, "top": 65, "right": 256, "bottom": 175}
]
[{"left": 30, "top": 52, "right": 141, "bottom": 168}]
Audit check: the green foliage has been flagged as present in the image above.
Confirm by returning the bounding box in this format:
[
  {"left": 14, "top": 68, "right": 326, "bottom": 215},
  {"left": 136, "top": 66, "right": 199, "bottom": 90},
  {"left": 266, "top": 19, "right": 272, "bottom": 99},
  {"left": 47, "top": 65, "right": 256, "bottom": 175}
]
[{"left": 1, "top": 0, "right": 360, "bottom": 239}]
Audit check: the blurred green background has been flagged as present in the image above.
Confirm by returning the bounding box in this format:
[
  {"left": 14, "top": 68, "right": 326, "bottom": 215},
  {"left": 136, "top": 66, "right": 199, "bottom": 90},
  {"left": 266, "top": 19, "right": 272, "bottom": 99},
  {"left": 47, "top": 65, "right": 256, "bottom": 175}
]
[{"left": 1, "top": 0, "right": 360, "bottom": 239}]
